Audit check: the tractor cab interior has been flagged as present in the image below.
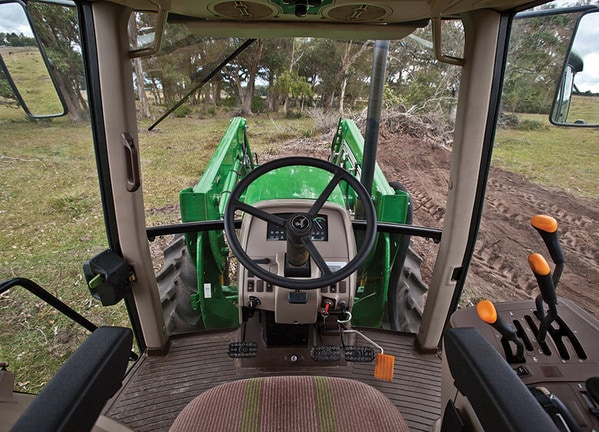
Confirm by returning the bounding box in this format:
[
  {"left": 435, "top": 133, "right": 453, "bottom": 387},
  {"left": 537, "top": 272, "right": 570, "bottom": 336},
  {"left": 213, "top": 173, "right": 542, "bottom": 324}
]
[{"left": 1, "top": 0, "right": 598, "bottom": 431}]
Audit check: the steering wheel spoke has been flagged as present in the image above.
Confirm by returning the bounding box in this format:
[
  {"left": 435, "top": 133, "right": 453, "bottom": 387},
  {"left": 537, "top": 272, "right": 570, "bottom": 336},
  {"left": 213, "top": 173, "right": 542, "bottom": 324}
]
[
  {"left": 308, "top": 169, "right": 344, "bottom": 217},
  {"left": 235, "top": 199, "right": 287, "bottom": 227},
  {"left": 303, "top": 237, "right": 332, "bottom": 277}
]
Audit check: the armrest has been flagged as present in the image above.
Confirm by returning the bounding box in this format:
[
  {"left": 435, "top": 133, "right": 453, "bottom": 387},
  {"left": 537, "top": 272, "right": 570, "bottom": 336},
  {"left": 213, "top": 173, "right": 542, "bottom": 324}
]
[
  {"left": 444, "top": 327, "right": 559, "bottom": 432},
  {"left": 11, "top": 326, "right": 133, "bottom": 432}
]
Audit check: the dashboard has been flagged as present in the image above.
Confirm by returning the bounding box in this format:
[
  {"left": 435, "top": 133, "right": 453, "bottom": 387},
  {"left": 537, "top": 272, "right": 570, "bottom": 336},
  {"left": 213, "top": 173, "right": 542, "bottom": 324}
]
[{"left": 238, "top": 200, "right": 356, "bottom": 325}]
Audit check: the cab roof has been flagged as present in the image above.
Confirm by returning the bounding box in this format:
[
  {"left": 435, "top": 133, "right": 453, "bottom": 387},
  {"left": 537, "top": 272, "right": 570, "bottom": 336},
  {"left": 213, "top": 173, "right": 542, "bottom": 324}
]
[{"left": 107, "top": 0, "right": 545, "bottom": 39}]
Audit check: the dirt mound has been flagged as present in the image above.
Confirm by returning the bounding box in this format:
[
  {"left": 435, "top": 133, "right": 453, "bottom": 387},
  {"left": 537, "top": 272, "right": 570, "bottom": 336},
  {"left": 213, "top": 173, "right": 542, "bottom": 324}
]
[{"left": 272, "top": 128, "right": 599, "bottom": 319}]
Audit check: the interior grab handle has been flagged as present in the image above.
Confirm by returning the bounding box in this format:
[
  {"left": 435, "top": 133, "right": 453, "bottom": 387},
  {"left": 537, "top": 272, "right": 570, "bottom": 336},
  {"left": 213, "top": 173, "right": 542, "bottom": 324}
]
[{"left": 122, "top": 132, "right": 141, "bottom": 192}]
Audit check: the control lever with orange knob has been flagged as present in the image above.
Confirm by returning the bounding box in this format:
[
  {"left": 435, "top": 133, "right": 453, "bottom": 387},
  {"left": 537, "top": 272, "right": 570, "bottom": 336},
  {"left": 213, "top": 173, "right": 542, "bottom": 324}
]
[
  {"left": 530, "top": 215, "right": 564, "bottom": 288},
  {"left": 477, "top": 300, "right": 525, "bottom": 363},
  {"left": 528, "top": 253, "right": 558, "bottom": 343}
]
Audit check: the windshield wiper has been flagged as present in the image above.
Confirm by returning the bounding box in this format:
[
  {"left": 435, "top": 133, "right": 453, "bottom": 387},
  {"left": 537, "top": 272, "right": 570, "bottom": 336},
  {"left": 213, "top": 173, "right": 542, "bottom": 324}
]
[{"left": 149, "top": 38, "right": 256, "bottom": 131}]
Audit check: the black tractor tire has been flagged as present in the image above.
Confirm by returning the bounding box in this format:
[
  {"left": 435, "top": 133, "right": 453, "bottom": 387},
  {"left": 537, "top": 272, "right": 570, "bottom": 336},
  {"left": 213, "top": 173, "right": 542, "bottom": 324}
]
[
  {"left": 387, "top": 181, "right": 429, "bottom": 333},
  {"left": 388, "top": 245, "right": 429, "bottom": 333},
  {"left": 156, "top": 235, "right": 202, "bottom": 334}
]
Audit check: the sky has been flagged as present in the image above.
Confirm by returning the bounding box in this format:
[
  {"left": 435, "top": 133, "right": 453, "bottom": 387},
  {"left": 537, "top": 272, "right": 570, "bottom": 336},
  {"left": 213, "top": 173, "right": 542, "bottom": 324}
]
[
  {"left": 569, "top": 12, "right": 599, "bottom": 93},
  {"left": 0, "top": 3, "right": 33, "bottom": 37}
]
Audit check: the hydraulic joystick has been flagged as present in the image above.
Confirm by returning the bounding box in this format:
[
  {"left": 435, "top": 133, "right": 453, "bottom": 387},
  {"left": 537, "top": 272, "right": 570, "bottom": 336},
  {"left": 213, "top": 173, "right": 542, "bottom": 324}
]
[
  {"left": 528, "top": 253, "right": 558, "bottom": 344},
  {"left": 530, "top": 215, "right": 565, "bottom": 288},
  {"left": 477, "top": 300, "right": 525, "bottom": 363},
  {"left": 528, "top": 215, "right": 566, "bottom": 344}
]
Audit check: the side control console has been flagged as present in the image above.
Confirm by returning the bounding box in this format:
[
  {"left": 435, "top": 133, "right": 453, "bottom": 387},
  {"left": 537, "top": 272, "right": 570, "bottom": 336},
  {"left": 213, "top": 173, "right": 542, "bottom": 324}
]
[
  {"left": 448, "top": 215, "right": 598, "bottom": 431},
  {"left": 450, "top": 298, "right": 599, "bottom": 431}
]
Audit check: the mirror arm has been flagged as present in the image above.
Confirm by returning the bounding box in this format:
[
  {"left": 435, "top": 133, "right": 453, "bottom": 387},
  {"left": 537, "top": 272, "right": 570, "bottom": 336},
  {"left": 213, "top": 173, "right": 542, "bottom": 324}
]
[
  {"left": 128, "top": 1, "right": 168, "bottom": 59},
  {"left": 432, "top": 17, "right": 465, "bottom": 67}
]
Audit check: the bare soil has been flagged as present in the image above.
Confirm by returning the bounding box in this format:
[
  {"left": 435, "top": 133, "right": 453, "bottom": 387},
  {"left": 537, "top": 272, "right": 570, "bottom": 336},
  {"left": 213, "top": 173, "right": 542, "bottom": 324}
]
[{"left": 268, "top": 128, "right": 599, "bottom": 319}]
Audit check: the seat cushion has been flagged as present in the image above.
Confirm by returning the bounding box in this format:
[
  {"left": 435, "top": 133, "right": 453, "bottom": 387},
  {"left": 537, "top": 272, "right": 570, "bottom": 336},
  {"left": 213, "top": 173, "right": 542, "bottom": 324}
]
[{"left": 170, "top": 375, "right": 409, "bottom": 432}]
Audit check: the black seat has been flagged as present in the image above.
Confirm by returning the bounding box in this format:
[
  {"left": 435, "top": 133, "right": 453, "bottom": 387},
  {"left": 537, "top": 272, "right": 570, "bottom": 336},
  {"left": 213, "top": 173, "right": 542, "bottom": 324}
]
[{"left": 10, "top": 326, "right": 132, "bottom": 432}]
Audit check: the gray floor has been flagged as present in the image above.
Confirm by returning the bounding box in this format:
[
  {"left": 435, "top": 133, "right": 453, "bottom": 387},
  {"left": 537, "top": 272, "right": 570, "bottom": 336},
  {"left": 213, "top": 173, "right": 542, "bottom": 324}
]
[{"left": 104, "top": 328, "right": 442, "bottom": 432}]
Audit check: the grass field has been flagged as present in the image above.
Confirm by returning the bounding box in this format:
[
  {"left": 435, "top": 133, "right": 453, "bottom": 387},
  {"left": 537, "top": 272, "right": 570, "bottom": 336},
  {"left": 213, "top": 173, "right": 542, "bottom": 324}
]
[
  {"left": 0, "top": 47, "right": 64, "bottom": 116},
  {"left": 494, "top": 113, "right": 599, "bottom": 199},
  {"left": 0, "top": 107, "right": 597, "bottom": 393}
]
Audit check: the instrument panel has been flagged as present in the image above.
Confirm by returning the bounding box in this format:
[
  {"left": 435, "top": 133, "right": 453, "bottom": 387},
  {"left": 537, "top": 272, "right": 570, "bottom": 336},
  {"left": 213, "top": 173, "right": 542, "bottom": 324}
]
[{"left": 266, "top": 213, "right": 328, "bottom": 241}]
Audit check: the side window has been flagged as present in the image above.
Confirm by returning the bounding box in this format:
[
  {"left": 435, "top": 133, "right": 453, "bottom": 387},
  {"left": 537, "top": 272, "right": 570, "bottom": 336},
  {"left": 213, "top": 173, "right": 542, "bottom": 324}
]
[
  {"left": 467, "top": 8, "right": 599, "bottom": 320},
  {"left": 0, "top": 1, "right": 128, "bottom": 393}
]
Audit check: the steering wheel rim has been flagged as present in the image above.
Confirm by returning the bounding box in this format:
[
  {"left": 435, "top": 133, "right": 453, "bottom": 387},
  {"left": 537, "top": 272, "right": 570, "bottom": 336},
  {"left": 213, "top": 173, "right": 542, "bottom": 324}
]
[{"left": 224, "top": 156, "right": 377, "bottom": 290}]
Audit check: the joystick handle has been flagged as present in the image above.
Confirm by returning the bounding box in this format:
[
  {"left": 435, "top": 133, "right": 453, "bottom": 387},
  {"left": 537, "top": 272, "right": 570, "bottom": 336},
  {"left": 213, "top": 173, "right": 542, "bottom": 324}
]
[
  {"left": 530, "top": 215, "right": 564, "bottom": 288},
  {"left": 528, "top": 253, "right": 557, "bottom": 307},
  {"left": 477, "top": 300, "right": 525, "bottom": 363},
  {"left": 530, "top": 215, "right": 565, "bottom": 266}
]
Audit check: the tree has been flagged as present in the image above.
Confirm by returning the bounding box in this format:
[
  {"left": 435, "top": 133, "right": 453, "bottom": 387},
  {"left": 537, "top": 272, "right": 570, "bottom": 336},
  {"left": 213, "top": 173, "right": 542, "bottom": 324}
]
[
  {"left": 240, "top": 39, "right": 263, "bottom": 116},
  {"left": 216, "top": 39, "right": 265, "bottom": 116},
  {"left": 385, "top": 23, "right": 462, "bottom": 124},
  {"left": 0, "top": 32, "right": 36, "bottom": 47},
  {"left": 336, "top": 40, "right": 372, "bottom": 115},
  {"left": 128, "top": 14, "right": 152, "bottom": 119},
  {"left": 261, "top": 39, "right": 294, "bottom": 112},
  {"left": 502, "top": 11, "right": 575, "bottom": 114},
  {"left": 273, "top": 70, "right": 313, "bottom": 114},
  {"left": 28, "top": 2, "right": 89, "bottom": 122},
  {"left": 299, "top": 39, "right": 340, "bottom": 109}
]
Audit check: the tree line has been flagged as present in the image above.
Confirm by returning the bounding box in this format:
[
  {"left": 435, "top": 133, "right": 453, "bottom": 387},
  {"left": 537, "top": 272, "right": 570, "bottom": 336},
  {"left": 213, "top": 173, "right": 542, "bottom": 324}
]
[
  {"left": 0, "top": 32, "right": 36, "bottom": 47},
  {"left": 0, "top": 2, "right": 580, "bottom": 124}
]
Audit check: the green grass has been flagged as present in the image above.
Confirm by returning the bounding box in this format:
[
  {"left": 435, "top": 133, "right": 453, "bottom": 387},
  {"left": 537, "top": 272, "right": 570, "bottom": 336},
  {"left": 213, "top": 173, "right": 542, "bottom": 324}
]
[
  {"left": 0, "top": 47, "right": 64, "bottom": 116},
  {"left": 567, "top": 94, "right": 599, "bottom": 125},
  {"left": 494, "top": 113, "right": 599, "bottom": 199},
  {"left": 0, "top": 117, "right": 117, "bottom": 391},
  {"left": 139, "top": 114, "right": 315, "bottom": 226}
]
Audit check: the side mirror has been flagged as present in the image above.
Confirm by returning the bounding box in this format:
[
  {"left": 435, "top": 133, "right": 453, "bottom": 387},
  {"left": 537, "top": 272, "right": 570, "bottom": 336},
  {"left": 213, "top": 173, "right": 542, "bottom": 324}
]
[
  {"left": 0, "top": 0, "right": 67, "bottom": 118},
  {"left": 551, "top": 9, "right": 599, "bottom": 126}
]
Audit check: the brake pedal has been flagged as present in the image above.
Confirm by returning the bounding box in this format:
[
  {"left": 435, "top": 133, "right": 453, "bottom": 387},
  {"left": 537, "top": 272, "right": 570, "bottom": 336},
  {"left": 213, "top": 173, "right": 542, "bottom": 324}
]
[
  {"left": 344, "top": 346, "right": 376, "bottom": 362},
  {"left": 311, "top": 345, "right": 341, "bottom": 362},
  {"left": 228, "top": 342, "right": 258, "bottom": 358}
]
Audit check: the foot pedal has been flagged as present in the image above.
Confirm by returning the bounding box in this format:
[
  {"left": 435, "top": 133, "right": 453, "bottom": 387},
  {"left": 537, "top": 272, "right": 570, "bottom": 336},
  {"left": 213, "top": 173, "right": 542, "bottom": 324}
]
[
  {"left": 228, "top": 342, "right": 258, "bottom": 358},
  {"left": 374, "top": 353, "right": 395, "bottom": 382},
  {"left": 311, "top": 345, "right": 341, "bottom": 362},
  {"left": 344, "top": 346, "right": 376, "bottom": 362}
]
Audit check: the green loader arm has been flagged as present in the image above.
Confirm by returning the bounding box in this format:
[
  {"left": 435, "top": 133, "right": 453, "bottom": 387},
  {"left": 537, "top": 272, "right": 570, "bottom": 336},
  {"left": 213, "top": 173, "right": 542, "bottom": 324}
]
[
  {"left": 330, "top": 119, "right": 411, "bottom": 327},
  {"left": 179, "top": 117, "right": 253, "bottom": 329}
]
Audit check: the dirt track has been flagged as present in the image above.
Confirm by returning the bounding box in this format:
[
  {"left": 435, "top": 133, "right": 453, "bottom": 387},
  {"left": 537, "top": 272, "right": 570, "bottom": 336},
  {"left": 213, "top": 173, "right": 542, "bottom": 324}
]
[
  {"left": 271, "top": 129, "right": 599, "bottom": 319},
  {"left": 378, "top": 133, "right": 599, "bottom": 318}
]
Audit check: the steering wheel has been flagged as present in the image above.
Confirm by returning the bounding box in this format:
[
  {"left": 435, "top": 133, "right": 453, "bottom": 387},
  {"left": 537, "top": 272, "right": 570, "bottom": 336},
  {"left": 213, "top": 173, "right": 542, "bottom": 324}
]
[{"left": 224, "top": 157, "right": 377, "bottom": 290}]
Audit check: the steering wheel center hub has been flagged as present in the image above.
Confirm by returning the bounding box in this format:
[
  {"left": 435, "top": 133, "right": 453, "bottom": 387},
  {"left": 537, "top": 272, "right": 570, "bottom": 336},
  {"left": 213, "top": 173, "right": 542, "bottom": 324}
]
[{"left": 288, "top": 213, "right": 313, "bottom": 237}]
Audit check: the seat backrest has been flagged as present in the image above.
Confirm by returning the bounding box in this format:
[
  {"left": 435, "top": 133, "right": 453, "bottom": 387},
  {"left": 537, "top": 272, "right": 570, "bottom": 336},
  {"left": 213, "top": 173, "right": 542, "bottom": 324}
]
[{"left": 444, "top": 327, "right": 559, "bottom": 432}]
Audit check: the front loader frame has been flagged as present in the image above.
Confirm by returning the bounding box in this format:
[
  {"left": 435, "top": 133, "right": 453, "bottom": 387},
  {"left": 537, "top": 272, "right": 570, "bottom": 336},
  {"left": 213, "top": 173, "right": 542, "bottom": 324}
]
[{"left": 179, "top": 117, "right": 410, "bottom": 329}]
